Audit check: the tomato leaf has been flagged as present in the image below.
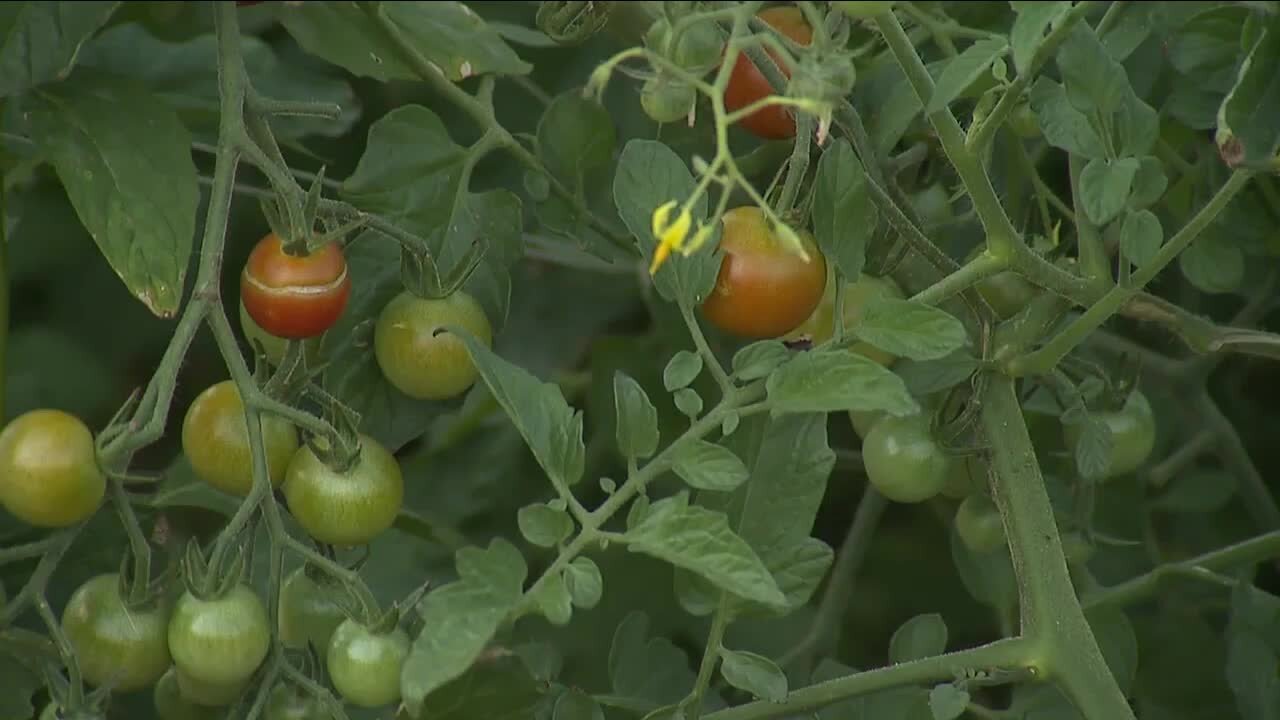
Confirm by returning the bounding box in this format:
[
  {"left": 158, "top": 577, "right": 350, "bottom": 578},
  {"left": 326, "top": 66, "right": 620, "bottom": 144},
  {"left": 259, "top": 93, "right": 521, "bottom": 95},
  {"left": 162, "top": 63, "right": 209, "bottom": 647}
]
[
  {"left": 1073, "top": 414, "right": 1114, "bottom": 481},
  {"left": 670, "top": 440, "right": 749, "bottom": 492},
  {"left": 718, "top": 648, "right": 788, "bottom": 702},
  {"left": 1151, "top": 469, "right": 1237, "bottom": 514},
  {"left": 456, "top": 331, "right": 586, "bottom": 491},
  {"left": 811, "top": 138, "right": 875, "bottom": 281},
  {"left": 553, "top": 689, "right": 606, "bottom": 720},
  {"left": 1216, "top": 15, "right": 1280, "bottom": 169},
  {"left": 402, "top": 539, "right": 528, "bottom": 714},
  {"left": 767, "top": 349, "right": 918, "bottom": 416},
  {"left": 612, "top": 140, "right": 721, "bottom": 304},
  {"left": 28, "top": 73, "right": 197, "bottom": 318},
  {"left": 1119, "top": 209, "right": 1163, "bottom": 268},
  {"left": 531, "top": 571, "right": 573, "bottom": 626},
  {"left": 280, "top": 1, "right": 530, "bottom": 83},
  {"left": 927, "top": 37, "right": 1009, "bottom": 114},
  {"left": 1180, "top": 233, "right": 1245, "bottom": 295},
  {"left": 564, "top": 557, "right": 603, "bottom": 609},
  {"left": 663, "top": 351, "right": 704, "bottom": 391},
  {"left": 537, "top": 91, "right": 616, "bottom": 193},
  {"left": 78, "top": 24, "right": 359, "bottom": 142},
  {"left": 411, "top": 655, "right": 545, "bottom": 720},
  {"left": 700, "top": 413, "right": 835, "bottom": 615},
  {"left": 1010, "top": 1, "right": 1071, "bottom": 75},
  {"left": 622, "top": 494, "right": 787, "bottom": 610},
  {"left": 889, "top": 614, "right": 948, "bottom": 663},
  {"left": 342, "top": 105, "right": 523, "bottom": 326},
  {"left": 1127, "top": 157, "right": 1168, "bottom": 210},
  {"left": 853, "top": 299, "right": 968, "bottom": 361},
  {"left": 0, "top": 1, "right": 119, "bottom": 98},
  {"left": 1057, "top": 23, "right": 1129, "bottom": 115},
  {"left": 1226, "top": 583, "right": 1280, "bottom": 720},
  {"left": 1079, "top": 157, "right": 1140, "bottom": 226},
  {"left": 614, "top": 372, "right": 660, "bottom": 460},
  {"left": 894, "top": 351, "right": 981, "bottom": 397},
  {"left": 608, "top": 612, "right": 697, "bottom": 711},
  {"left": 928, "top": 684, "right": 970, "bottom": 720},
  {"left": 1087, "top": 607, "right": 1139, "bottom": 696},
  {"left": 0, "top": 647, "right": 42, "bottom": 720},
  {"left": 517, "top": 503, "right": 573, "bottom": 548},
  {"left": 1030, "top": 78, "right": 1108, "bottom": 159},
  {"left": 731, "top": 341, "right": 791, "bottom": 382}
]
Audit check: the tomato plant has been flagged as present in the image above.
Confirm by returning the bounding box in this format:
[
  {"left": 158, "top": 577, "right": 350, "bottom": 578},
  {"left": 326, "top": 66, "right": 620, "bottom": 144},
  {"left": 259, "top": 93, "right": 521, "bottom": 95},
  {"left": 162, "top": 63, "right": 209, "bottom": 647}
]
[
  {"left": 167, "top": 584, "right": 271, "bottom": 706},
  {"left": 282, "top": 434, "right": 403, "bottom": 547},
  {"left": 60, "top": 573, "right": 171, "bottom": 692},
  {"left": 240, "top": 232, "right": 351, "bottom": 340},
  {"left": 373, "top": 290, "right": 494, "bottom": 401},
  {"left": 0, "top": 409, "right": 105, "bottom": 528},
  {"left": 5, "top": 4, "right": 1280, "bottom": 720},
  {"left": 700, "top": 205, "right": 827, "bottom": 339},
  {"left": 326, "top": 619, "right": 410, "bottom": 708},
  {"left": 182, "top": 380, "right": 300, "bottom": 497},
  {"left": 722, "top": 6, "right": 813, "bottom": 139}
]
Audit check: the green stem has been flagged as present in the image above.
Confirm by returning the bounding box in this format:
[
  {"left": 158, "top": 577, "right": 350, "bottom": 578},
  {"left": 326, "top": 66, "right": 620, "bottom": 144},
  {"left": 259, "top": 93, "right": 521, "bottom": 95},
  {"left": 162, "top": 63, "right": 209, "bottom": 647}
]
[
  {"left": 1197, "top": 391, "right": 1280, "bottom": 530},
  {"left": 911, "top": 253, "right": 1005, "bottom": 307},
  {"left": 981, "top": 375, "right": 1133, "bottom": 720},
  {"left": 0, "top": 172, "right": 7, "bottom": 423},
  {"left": 1084, "top": 531, "right": 1280, "bottom": 610},
  {"left": 701, "top": 638, "right": 1030, "bottom": 720},
  {"left": 1146, "top": 429, "right": 1214, "bottom": 488},
  {"left": 1007, "top": 170, "right": 1252, "bottom": 376},
  {"left": 0, "top": 529, "right": 78, "bottom": 626},
  {"left": 688, "top": 597, "right": 732, "bottom": 720},
  {"left": 0, "top": 536, "right": 58, "bottom": 565},
  {"left": 777, "top": 114, "right": 813, "bottom": 214},
  {"left": 680, "top": 303, "right": 734, "bottom": 397},
  {"left": 874, "top": 11, "right": 1020, "bottom": 258},
  {"left": 1068, "top": 155, "right": 1110, "bottom": 287},
  {"left": 108, "top": 473, "right": 153, "bottom": 606}
]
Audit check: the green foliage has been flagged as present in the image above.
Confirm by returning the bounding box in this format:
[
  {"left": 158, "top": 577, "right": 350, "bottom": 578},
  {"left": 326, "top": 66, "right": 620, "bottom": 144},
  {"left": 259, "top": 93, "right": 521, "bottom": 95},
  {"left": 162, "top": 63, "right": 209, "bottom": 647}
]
[{"left": 3, "top": 3, "right": 1280, "bottom": 720}]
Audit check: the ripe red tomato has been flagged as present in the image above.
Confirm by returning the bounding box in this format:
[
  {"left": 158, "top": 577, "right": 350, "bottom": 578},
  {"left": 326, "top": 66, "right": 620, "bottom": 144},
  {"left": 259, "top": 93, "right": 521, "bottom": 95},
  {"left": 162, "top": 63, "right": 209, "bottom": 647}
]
[
  {"left": 0, "top": 409, "right": 105, "bottom": 528},
  {"left": 701, "top": 206, "right": 827, "bottom": 339},
  {"left": 722, "top": 6, "right": 814, "bottom": 140},
  {"left": 240, "top": 232, "right": 351, "bottom": 340}
]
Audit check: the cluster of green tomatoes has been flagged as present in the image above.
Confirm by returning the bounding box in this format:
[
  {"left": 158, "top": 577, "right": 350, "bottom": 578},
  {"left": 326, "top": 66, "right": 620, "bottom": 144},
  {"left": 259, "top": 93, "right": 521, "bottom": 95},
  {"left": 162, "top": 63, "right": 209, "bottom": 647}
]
[{"left": 0, "top": 230, "right": 497, "bottom": 717}]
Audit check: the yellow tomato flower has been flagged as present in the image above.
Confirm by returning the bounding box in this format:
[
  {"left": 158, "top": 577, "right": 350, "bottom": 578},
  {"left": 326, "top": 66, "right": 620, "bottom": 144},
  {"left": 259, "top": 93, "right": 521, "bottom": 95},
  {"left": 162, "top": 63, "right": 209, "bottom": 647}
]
[{"left": 649, "top": 200, "right": 693, "bottom": 275}]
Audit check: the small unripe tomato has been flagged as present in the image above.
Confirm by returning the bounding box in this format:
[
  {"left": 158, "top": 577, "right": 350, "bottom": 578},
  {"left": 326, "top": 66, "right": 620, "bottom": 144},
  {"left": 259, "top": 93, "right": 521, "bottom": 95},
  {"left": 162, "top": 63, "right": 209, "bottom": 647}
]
[
  {"left": 282, "top": 435, "right": 404, "bottom": 547},
  {"left": 701, "top": 206, "right": 827, "bottom": 339},
  {"left": 955, "top": 494, "right": 1005, "bottom": 553},
  {"left": 785, "top": 271, "right": 905, "bottom": 365},
  {"left": 266, "top": 683, "right": 330, "bottom": 720},
  {"left": 645, "top": 16, "right": 724, "bottom": 75},
  {"left": 641, "top": 76, "right": 697, "bottom": 124},
  {"left": 327, "top": 619, "right": 410, "bottom": 708},
  {"left": 374, "top": 290, "right": 493, "bottom": 401},
  {"left": 278, "top": 566, "right": 347, "bottom": 653},
  {"left": 0, "top": 409, "right": 104, "bottom": 528},
  {"left": 723, "top": 6, "right": 814, "bottom": 140},
  {"left": 239, "top": 300, "right": 322, "bottom": 368},
  {"left": 154, "top": 668, "right": 225, "bottom": 720},
  {"left": 862, "top": 413, "right": 949, "bottom": 503},
  {"left": 1063, "top": 389, "right": 1157, "bottom": 479},
  {"left": 182, "top": 381, "right": 300, "bottom": 497},
  {"left": 167, "top": 584, "right": 271, "bottom": 706},
  {"left": 1009, "top": 102, "right": 1042, "bottom": 139},
  {"left": 240, "top": 232, "right": 351, "bottom": 340},
  {"left": 61, "top": 573, "right": 171, "bottom": 692}
]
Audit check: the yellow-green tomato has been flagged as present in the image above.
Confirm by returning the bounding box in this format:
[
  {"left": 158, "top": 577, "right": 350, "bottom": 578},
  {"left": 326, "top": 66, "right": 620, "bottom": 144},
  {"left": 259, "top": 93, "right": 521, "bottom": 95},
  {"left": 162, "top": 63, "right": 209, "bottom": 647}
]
[
  {"left": 282, "top": 435, "right": 404, "bottom": 547},
  {"left": 61, "top": 573, "right": 171, "bottom": 691},
  {"left": 374, "top": 290, "right": 494, "bottom": 401},
  {"left": 327, "top": 620, "right": 410, "bottom": 708},
  {"left": 862, "top": 414, "right": 949, "bottom": 503},
  {"left": 181, "top": 381, "right": 300, "bottom": 497},
  {"left": 785, "top": 272, "right": 906, "bottom": 365},
  {"left": 1064, "top": 390, "right": 1157, "bottom": 479},
  {"left": 955, "top": 494, "right": 1005, "bottom": 553},
  {"left": 0, "top": 409, "right": 105, "bottom": 528}
]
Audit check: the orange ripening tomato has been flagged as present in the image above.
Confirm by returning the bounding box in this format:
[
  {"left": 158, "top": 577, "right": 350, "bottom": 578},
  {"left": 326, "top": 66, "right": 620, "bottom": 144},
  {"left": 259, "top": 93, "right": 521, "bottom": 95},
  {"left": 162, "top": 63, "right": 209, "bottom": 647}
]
[
  {"left": 701, "top": 206, "right": 827, "bottom": 339},
  {"left": 722, "top": 6, "right": 814, "bottom": 140},
  {"left": 240, "top": 232, "right": 351, "bottom": 340}
]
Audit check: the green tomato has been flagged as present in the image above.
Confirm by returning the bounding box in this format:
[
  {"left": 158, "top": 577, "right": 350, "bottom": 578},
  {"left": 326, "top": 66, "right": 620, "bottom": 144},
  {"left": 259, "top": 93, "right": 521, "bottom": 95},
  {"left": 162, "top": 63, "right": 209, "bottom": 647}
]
[
  {"left": 848, "top": 408, "right": 883, "bottom": 439},
  {"left": 955, "top": 494, "right": 1005, "bottom": 553},
  {"left": 167, "top": 584, "right": 271, "bottom": 706},
  {"left": 941, "top": 455, "right": 981, "bottom": 499},
  {"left": 154, "top": 668, "right": 225, "bottom": 720},
  {"left": 832, "top": 1, "right": 896, "bottom": 19},
  {"left": 1064, "top": 390, "right": 1157, "bottom": 479},
  {"left": 862, "top": 414, "right": 949, "bottom": 503},
  {"left": 239, "top": 300, "right": 321, "bottom": 368},
  {"left": 181, "top": 380, "right": 300, "bottom": 497},
  {"left": 1009, "top": 102, "right": 1042, "bottom": 139},
  {"left": 976, "top": 270, "right": 1038, "bottom": 320},
  {"left": 645, "top": 17, "right": 723, "bottom": 74},
  {"left": 326, "top": 619, "right": 411, "bottom": 708},
  {"left": 641, "top": 76, "right": 697, "bottom": 124},
  {"left": 910, "top": 184, "right": 952, "bottom": 227},
  {"left": 278, "top": 566, "right": 347, "bottom": 653},
  {"left": 282, "top": 435, "right": 404, "bottom": 547},
  {"left": 267, "top": 684, "right": 332, "bottom": 720},
  {"left": 61, "top": 573, "right": 171, "bottom": 692},
  {"left": 374, "top": 290, "right": 493, "bottom": 401}
]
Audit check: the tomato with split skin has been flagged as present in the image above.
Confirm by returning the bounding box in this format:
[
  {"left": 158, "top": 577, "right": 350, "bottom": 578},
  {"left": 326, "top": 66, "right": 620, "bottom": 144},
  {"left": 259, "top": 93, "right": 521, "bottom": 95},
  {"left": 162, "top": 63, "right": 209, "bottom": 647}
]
[{"left": 240, "top": 232, "right": 351, "bottom": 340}]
